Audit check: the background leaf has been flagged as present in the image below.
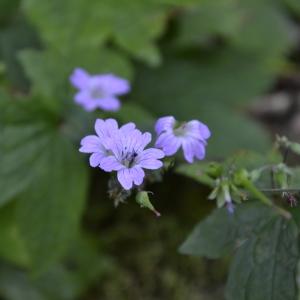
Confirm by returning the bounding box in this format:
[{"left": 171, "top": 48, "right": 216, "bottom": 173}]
[
  {"left": 16, "top": 135, "right": 88, "bottom": 272},
  {"left": 179, "top": 202, "right": 275, "bottom": 258},
  {"left": 225, "top": 217, "right": 299, "bottom": 300}
]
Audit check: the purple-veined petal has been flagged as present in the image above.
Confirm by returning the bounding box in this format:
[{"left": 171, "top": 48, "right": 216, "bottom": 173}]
[
  {"left": 105, "top": 118, "right": 118, "bottom": 133},
  {"left": 95, "top": 119, "right": 106, "bottom": 138},
  {"left": 130, "top": 166, "right": 145, "bottom": 185},
  {"left": 79, "top": 135, "right": 102, "bottom": 153},
  {"left": 120, "top": 122, "right": 136, "bottom": 134},
  {"left": 155, "top": 133, "right": 181, "bottom": 156},
  {"left": 89, "top": 152, "right": 106, "bottom": 167},
  {"left": 155, "top": 116, "right": 175, "bottom": 135},
  {"left": 193, "top": 140, "right": 206, "bottom": 160},
  {"left": 70, "top": 68, "right": 90, "bottom": 89},
  {"left": 96, "top": 97, "right": 121, "bottom": 112},
  {"left": 182, "top": 138, "right": 206, "bottom": 162},
  {"left": 138, "top": 159, "right": 163, "bottom": 170},
  {"left": 135, "top": 132, "right": 152, "bottom": 152},
  {"left": 122, "top": 129, "right": 142, "bottom": 153},
  {"left": 100, "top": 156, "right": 124, "bottom": 172},
  {"left": 117, "top": 168, "right": 133, "bottom": 190},
  {"left": 94, "top": 118, "right": 117, "bottom": 140},
  {"left": 182, "top": 139, "right": 195, "bottom": 163},
  {"left": 137, "top": 148, "right": 165, "bottom": 162},
  {"left": 185, "top": 120, "right": 211, "bottom": 140}
]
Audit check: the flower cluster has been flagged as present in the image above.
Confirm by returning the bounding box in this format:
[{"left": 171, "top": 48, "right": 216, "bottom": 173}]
[
  {"left": 80, "top": 119, "right": 165, "bottom": 190},
  {"left": 72, "top": 68, "right": 211, "bottom": 191},
  {"left": 80, "top": 117, "right": 210, "bottom": 190}
]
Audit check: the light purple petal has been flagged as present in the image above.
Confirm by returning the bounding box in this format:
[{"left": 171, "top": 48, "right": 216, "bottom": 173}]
[
  {"left": 120, "top": 122, "right": 136, "bottom": 134},
  {"left": 70, "top": 68, "right": 90, "bottom": 89},
  {"left": 117, "top": 168, "right": 133, "bottom": 190},
  {"left": 155, "top": 133, "right": 181, "bottom": 156},
  {"left": 79, "top": 135, "right": 102, "bottom": 153},
  {"left": 137, "top": 148, "right": 165, "bottom": 162},
  {"left": 74, "top": 91, "right": 91, "bottom": 104},
  {"left": 74, "top": 91, "right": 98, "bottom": 111},
  {"left": 95, "top": 119, "right": 106, "bottom": 138},
  {"left": 185, "top": 120, "right": 211, "bottom": 140},
  {"left": 94, "top": 74, "right": 130, "bottom": 95},
  {"left": 182, "top": 139, "right": 206, "bottom": 162},
  {"left": 89, "top": 152, "right": 106, "bottom": 167},
  {"left": 197, "top": 121, "right": 211, "bottom": 139},
  {"left": 100, "top": 156, "right": 123, "bottom": 172},
  {"left": 155, "top": 116, "right": 176, "bottom": 135},
  {"left": 182, "top": 139, "right": 195, "bottom": 163},
  {"left": 135, "top": 132, "right": 152, "bottom": 152},
  {"left": 105, "top": 118, "right": 119, "bottom": 133},
  {"left": 138, "top": 159, "right": 163, "bottom": 170},
  {"left": 94, "top": 118, "right": 118, "bottom": 140},
  {"left": 96, "top": 97, "right": 121, "bottom": 112},
  {"left": 121, "top": 129, "right": 143, "bottom": 153},
  {"left": 193, "top": 140, "right": 206, "bottom": 160},
  {"left": 130, "top": 166, "right": 145, "bottom": 185}
]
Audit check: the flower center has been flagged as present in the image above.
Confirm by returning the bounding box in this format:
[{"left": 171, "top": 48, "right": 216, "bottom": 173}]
[
  {"left": 90, "top": 86, "right": 105, "bottom": 99},
  {"left": 174, "top": 122, "right": 187, "bottom": 137},
  {"left": 121, "top": 149, "right": 138, "bottom": 168}
]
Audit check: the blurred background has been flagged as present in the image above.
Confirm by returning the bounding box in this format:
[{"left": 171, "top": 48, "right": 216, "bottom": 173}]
[{"left": 1, "top": 0, "right": 300, "bottom": 299}]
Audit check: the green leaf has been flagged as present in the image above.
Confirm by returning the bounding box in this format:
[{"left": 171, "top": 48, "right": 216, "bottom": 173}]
[
  {"left": 0, "top": 203, "right": 28, "bottom": 266},
  {"left": 174, "top": 0, "right": 295, "bottom": 59},
  {"left": 229, "top": 1, "right": 296, "bottom": 56},
  {"left": 0, "top": 16, "right": 39, "bottom": 89},
  {"left": 0, "top": 0, "right": 20, "bottom": 26},
  {"left": 282, "top": 0, "right": 300, "bottom": 16},
  {"left": 0, "top": 263, "right": 79, "bottom": 300},
  {"left": 174, "top": 0, "right": 241, "bottom": 47},
  {"left": 0, "top": 95, "right": 55, "bottom": 206},
  {"left": 225, "top": 217, "right": 299, "bottom": 300},
  {"left": 179, "top": 202, "right": 275, "bottom": 258},
  {"left": 0, "top": 94, "right": 88, "bottom": 273},
  {"left": 23, "top": 0, "right": 169, "bottom": 65},
  {"left": 16, "top": 135, "right": 87, "bottom": 273},
  {"left": 0, "top": 264, "right": 46, "bottom": 300},
  {"left": 33, "top": 264, "right": 78, "bottom": 300}
]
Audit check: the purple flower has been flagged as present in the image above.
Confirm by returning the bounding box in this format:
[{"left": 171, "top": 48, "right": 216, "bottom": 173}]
[
  {"left": 79, "top": 118, "right": 165, "bottom": 190},
  {"left": 79, "top": 118, "right": 135, "bottom": 168},
  {"left": 100, "top": 128, "right": 165, "bottom": 190},
  {"left": 155, "top": 116, "right": 211, "bottom": 163},
  {"left": 70, "top": 68, "right": 130, "bottom": 112}
]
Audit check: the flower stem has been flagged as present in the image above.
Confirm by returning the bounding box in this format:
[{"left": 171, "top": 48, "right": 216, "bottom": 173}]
[{"left": 243, "top": 179, "right": 291, "bottom": 219}]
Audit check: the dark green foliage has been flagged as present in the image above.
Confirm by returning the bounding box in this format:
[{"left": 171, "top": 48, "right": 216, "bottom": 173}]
[
  {"left": 226, "top": 217, "right": 298, "bottom": 300},
  {"left": 15, "top": 135, "right": 88, "bottom": 272},
  {"left": 181, "top": 203, "right": 299, "bottom": 300},
  {"left": 180, "top": 202, "right": 276, "bottom": 258},
  {"left": 1, "top": 0, "right": 300, "bottom": 299}
]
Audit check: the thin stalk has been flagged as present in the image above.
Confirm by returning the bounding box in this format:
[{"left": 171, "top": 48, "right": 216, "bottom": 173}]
[{"left": 243, "top": 179, "right": 291, "bottom": 219}]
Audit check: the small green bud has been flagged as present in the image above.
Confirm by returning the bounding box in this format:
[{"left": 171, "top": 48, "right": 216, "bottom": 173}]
[
  {"left": 207, "top": 162, "right": 223, "bottom": 178},
  {"left": 233, "top": 169, "right": 249, "bottom": 186},
  {"left": 136, "top": 191, "right": 161, "bottom": 217}
]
